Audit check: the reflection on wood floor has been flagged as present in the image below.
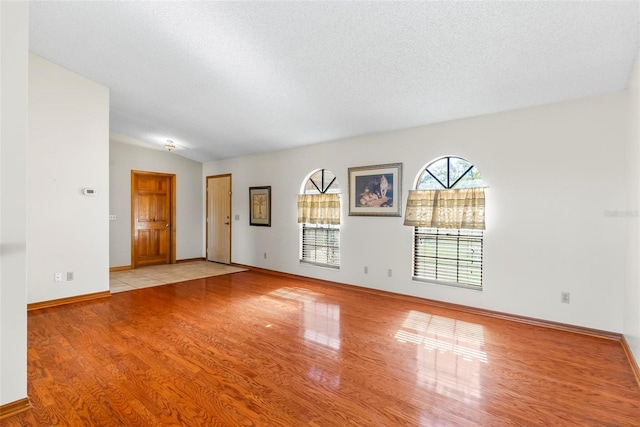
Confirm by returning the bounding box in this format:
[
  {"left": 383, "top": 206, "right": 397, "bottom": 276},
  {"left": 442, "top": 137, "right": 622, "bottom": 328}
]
[{"left": 7, "top": 270, "right": 640, "bottom": 426}]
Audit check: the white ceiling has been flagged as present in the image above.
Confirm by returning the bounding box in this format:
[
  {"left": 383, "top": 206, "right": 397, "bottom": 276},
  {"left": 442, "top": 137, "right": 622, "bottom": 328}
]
[{"left": 29, "top": 1, "right": 640, "bottom": 163}]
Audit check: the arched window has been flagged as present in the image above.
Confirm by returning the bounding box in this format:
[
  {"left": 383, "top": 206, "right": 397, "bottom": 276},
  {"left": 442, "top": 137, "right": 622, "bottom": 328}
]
[
  {"left": 298, "top": 169, "right": 341, "bottom": 268},
  {"left": 416, "top": 156, "right": 483, "bottom": 190},
  {"left": 405, "top": 156, "right": 485, "bottom": 289}
]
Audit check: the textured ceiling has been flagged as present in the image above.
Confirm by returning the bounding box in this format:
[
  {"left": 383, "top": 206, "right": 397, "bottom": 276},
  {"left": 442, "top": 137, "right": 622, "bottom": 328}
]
[{"left": 29, "top": 1, "right": 640, "bottom": 163}]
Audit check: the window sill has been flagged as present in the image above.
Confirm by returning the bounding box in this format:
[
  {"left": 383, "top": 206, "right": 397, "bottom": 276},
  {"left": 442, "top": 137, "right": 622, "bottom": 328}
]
[
  {"left": 412, "top": 276, "right": 482, "bottom": 291},
  {"left": 300, "top": 260, "right": 340, "bottom": 270}
]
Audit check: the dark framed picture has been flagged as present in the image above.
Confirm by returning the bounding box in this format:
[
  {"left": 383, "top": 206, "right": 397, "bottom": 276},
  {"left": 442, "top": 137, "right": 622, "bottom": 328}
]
[
  {"left": 249, "top": 186, "right": 271, "bottom": 226},
  {"left": 348, "top": 163, "right": 402, "bottom": 217}
]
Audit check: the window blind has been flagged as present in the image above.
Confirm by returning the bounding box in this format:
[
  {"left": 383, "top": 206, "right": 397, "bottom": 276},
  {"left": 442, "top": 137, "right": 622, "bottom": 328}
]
[
  {"left": 301, "top": 224, "right": 340, "bottom": 268},
  {"left": 414, "top": 227, "right": 483, "bottom": 287}
]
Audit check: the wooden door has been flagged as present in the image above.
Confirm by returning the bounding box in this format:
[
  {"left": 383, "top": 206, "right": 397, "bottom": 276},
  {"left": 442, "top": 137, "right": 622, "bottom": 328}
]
[
  {"left": 132, "top": 171, "right": 175, "bottom": 268},
  {"left": 207, "top": 174, "right": 231, "bottom": 264}
]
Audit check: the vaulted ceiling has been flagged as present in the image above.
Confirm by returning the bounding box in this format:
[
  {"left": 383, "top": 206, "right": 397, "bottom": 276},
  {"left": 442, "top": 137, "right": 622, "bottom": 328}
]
[{"left": 29, "top": 1, "right": 639, "bottom": 163}]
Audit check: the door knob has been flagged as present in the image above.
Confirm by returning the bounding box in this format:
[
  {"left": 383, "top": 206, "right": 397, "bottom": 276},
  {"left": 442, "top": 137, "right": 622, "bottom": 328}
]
[
  {"left": 224, "top": 222, "right": 230, "bottom": 225},
  {"left": 165, "top": 224, "right": 170, "bottom": 227}
]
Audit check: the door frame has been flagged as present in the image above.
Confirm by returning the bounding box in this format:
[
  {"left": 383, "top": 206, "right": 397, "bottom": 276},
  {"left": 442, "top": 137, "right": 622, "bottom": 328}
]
[
  {"left": 131, "top": 170, "right": 177, "bottom": 268},
  {"left": 206, "top": 174, "right": 232, "bottom": 264}
]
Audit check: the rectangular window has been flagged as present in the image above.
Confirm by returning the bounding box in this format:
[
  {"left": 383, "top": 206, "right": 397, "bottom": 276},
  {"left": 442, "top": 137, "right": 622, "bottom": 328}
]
[
  {"left": 301, "top": 224, "right": 340, "bottom": 269},
  {"left": 413, "top": 227, "right": 483, "bottom": 288}
]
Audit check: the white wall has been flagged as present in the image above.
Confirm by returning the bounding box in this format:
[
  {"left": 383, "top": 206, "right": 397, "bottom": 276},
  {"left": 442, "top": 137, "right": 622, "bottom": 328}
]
[
  {"left": 0, "top": 1, "right": 28, "bottom": 407},
  {"left": 204, "top": 92, "right": 628, "bottom": 333},
  {"left": 625, "top": 51, "right": 640, "bottom": 366},
  {"left": 109, "top": 134, "right": 203, "bottom": 267},
  {"left": 27, "top": 54, "right": 110, "bottom": 304}
]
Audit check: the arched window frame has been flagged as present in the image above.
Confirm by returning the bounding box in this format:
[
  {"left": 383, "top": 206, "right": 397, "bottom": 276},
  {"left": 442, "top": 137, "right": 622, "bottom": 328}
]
[
  {"left": 298, "top": 169, "right": 341, "bottom": 269},
  {"left": 415, "top": 156, "right": 483, "bottom": 191},
  {"left": 409, "top": 156, "right": 485, "bottom": 289}
]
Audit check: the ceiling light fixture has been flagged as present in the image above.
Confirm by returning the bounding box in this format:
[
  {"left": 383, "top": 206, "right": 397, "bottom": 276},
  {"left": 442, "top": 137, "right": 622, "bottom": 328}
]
[{"left": 164, "top": 140, "right": 175, "bottom": 151}]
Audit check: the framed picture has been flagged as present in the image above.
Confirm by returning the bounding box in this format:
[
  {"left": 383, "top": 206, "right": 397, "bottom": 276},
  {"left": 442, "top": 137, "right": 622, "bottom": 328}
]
[
  {"left": 348, "top": 163, "right": 402, "bottom": 217},
  {"left": 249, "top": 186, "right": 271, "bottom": 226}
]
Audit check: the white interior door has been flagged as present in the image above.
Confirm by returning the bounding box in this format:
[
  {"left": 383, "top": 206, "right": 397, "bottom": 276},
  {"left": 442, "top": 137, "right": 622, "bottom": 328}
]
[{"left": 207, "top": 175, "right": 231, "bottom": 264}]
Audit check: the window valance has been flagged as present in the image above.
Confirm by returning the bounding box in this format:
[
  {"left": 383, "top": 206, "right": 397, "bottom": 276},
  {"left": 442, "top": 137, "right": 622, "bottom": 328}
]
[
  {"left": 297, "top": 193, "right": 341, "bottom": 225},
  {"left": 403, "top": 188, "right": 485, "bottom": 230}
]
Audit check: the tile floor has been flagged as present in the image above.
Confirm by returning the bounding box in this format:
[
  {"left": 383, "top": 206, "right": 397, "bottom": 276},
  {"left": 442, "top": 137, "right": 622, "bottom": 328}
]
[{"left": 110, "top": 261, "right": 247, "bottom": 293}]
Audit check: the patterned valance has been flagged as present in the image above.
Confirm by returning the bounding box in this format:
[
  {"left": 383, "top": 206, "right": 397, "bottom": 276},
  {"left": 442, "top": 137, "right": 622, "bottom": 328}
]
[
  {"left": 297, "top": 193, "right": 341, "bottom": 225},
  {"left": 404, "top": 188, "right": 485, "bottom": 229}
]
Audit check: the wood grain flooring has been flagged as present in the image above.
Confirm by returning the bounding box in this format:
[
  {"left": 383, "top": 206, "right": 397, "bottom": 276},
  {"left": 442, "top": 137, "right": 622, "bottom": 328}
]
[{"left": 3, "top": 270, "right": 640, "bottom": 426}]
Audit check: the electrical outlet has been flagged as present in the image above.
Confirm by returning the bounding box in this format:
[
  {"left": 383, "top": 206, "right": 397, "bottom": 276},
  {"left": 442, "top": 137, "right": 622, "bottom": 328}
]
[
  {"left": 54, "top": 273, "right": 62, "bottom": 282},
  {"left": 67, "top": 271, "right": 74, "bottom": 281},
  {"left": 109, "top": 214, "right": 116, "bottom": 221},
  {"left": 364, "top": 266, "right": 368, "bottom": 274},
  {"left": 561, "top": 292, "right": 570, "bottom": 304},
  {"left": 387, "top": 269, "right": 392, "bottom": 277}
]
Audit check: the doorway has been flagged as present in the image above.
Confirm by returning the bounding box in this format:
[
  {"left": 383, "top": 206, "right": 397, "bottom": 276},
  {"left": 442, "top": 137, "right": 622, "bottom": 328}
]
[
  {"left": 131, "top": 170, "right": 176, "bottom": 268},
  {"left": 206, "top": 174, "right": 232, "bottom": 264}
]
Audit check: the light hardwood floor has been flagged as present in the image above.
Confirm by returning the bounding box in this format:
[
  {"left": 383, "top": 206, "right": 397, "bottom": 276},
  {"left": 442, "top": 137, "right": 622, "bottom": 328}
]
[{"left": 4, "top": 270, "right": 640, "bottom": 426}]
